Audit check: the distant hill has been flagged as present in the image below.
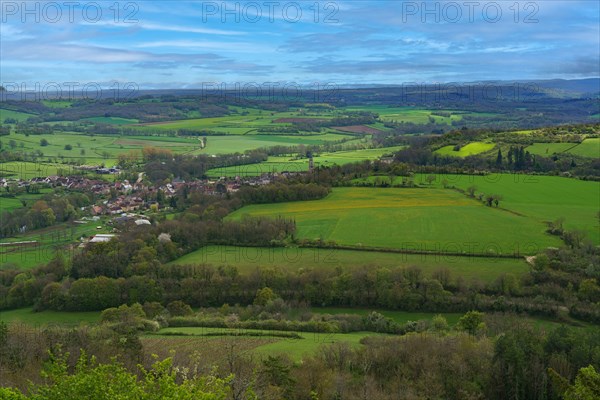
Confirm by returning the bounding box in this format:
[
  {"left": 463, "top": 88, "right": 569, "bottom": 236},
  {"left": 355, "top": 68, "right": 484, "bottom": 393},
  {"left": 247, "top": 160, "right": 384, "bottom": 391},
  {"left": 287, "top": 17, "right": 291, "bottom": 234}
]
[
  {"left": 1, "top": 79, "right": 598, "bottom": 102},
  {"left": 532, "top": 78, "right": 600, "bottom": 95}
]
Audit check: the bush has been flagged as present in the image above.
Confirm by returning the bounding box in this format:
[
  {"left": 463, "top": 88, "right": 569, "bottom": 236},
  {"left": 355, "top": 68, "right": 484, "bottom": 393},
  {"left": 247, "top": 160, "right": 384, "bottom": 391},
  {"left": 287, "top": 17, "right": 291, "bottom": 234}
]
[{"left": 167, "top": 300, "right": 193, "bottom": 317}]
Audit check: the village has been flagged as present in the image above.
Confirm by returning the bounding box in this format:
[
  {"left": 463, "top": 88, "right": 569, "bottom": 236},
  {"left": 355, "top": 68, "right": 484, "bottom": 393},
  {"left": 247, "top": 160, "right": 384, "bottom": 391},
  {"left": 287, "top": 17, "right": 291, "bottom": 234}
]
[
  {"left": 1, "top": 172, "right": 281, "bottom": 215},
  {"left": 0, "top": 169, "right": 293, "bottom": 252}
]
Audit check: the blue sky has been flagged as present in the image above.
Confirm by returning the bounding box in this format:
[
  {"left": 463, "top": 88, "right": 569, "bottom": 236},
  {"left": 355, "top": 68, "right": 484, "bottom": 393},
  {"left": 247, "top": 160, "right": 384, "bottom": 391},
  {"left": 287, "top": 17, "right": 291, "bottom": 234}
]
[{"left": 1, "top": 0, "right": 599, "bottom": 88}]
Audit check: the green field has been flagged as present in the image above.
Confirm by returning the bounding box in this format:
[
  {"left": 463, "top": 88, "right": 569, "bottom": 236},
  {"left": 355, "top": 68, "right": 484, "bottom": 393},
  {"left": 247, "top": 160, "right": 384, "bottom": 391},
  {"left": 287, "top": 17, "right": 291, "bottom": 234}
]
[
  {"left": 435, "top": 142, "right": 496, "bottom": 157},
  {"left": 410, "top": 174, "right": 600, "bottom": 244},
  {"left": 207, "top": 146, "right": 401, "bottom": 177},
  {"left": 228, "top": 188, "right": 561, "bottom": 254},
  {"left": 352, "top": 174, "right": 599, "bottom": 244},
  {"left": 0, "top": 132, "right": 213, "bottom": 166},
  {"left": 82, "top": 117, "right": 139, "bottom": 125},
  {"left": 1, "top": 129, "right": 353, "bottom": 169},
  {"left": 0, "top": 219, "right": 112, "bottom": 269},
  {"left": 343, "top": 106, "right": 466, "bottom": 125},
  {"left": 0, "top": 161, "right": 78, "bottom": 179},
  {"left": 512, "top": 130, "right": 535, "bottom": 135},
  {"left": 193, "top": 134, "right": 348, "bottom": 155},
  {"left": 41, "top": 100, "right": 73, "bottom": 108},
  {"left": 525, "top": 142, "right": 580, "bottom": 156},
  {"left": 0, "top": 189, "right": 53, "bottom": 213},
  {"left": 253, "top": 331, "right": 382, "bottom": 360},
  {"left": 0, "top": 307, "right": 99, "bottom": 325},
  {"left": 170, "top": 245, "right": 528, "bottom": 282},
  {"left": 526, "top": 139, "right": 599, "bottom": 158},
  {"left": 567, "top": 138, "right": 600, "bottom": 157},
  {"left": 144, "top": 309, "right": 577, "bottom": 361},
  {"left": 0, "top": 197, "right": 25, "bottom": 213},
  {"left": 133, "top": 108, "right": 324, "bottom": 133},
  {"left": 0, "top": 108, "right": 36, "bottom": 122},
  {"left": 150, "top": 327, "right": 390, "bottom": 361}
]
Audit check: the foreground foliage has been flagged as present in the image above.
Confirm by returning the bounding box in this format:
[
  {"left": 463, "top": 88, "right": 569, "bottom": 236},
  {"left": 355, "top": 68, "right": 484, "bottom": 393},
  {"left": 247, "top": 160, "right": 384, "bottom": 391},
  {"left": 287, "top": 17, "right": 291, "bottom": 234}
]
[{"left": 0, "top": 351, "right": 231, "bottom": 400}]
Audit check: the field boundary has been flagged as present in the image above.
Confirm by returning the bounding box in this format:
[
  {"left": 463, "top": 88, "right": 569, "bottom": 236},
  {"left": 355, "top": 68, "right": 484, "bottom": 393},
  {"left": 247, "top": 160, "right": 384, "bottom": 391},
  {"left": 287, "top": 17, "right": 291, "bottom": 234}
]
[{"left": 296, "top": 242, "right": 528, "bottom": 259}]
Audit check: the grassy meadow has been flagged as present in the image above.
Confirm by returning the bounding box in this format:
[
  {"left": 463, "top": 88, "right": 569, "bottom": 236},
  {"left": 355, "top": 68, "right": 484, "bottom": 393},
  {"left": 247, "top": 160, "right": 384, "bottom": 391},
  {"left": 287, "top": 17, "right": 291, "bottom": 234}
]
[
  {"left": 132, "top": 108, "right": 331, "bottom": 133},
  {"left": 343, "top": 106, "right": 467, "bottom": 124},
  {"left": 227, "top": 187, "right": 562, "bottom": 254},
  {"left": 567, "top": 138, "right": 600, "bottom": 157},
  {"left": 0, "top": 108, "right": 37, "bottom": 122},
  {"left": 412, "top": 174, "right": 600, "bottom": 244},
  {"left": 0, "top": 188, "right": 53, "bottom": 213},
  {"left": 525, "top": 142, "right": 580, "bottom": 156},
  {"left": 0, "top": 129, "right": 355, "bottom": 176},
  {"left": 207, "top": 146, "right": 401, "bottom": 177},
  {"left": 0, "top": 307, "right": 99, "bottom": 325},
  {"left": 435, "top": 142, "right": 496, "bottom": 157},
  {"left": 0, "top": 161, "right": 81, "bottom": 180},
  {"left": 0, "top": 219, "right": 111, "bottom": 269},
  {"left": 149, "top": 326, "right": 393, "bottom": 361},
  {"left": 526, "top": 138, "right": 599, "bottom": 158},
  {"left": 169, "top": 245, "right": 529, "bottom": 283},
  {"left": 82, "top": 117, "right": 139, "bottom": 125},
  {"left": 142, "top": 310, "right": 581, "bottom": 362}
]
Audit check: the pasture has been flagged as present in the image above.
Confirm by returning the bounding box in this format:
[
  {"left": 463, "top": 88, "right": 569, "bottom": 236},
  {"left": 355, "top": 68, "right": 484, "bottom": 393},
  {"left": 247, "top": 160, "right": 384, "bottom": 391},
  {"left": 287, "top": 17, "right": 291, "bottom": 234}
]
[
  {"left": 343, "top": 106, "right": 463, "bottom": 124},
  {"left": 1, "top": 130, "right": 354, "bottom": 171},
  {"left": 207, "top": 146, "right": 401, "bottom": 177},
  {"left": 148, "top": 327, "right": 391, "bottom": 361},
  {"left": 132, "top": 108, "right": 327, "bottom": 134},
  {"left": 192, "top": 134, "right": 349, "bottom": 155},
  {"left": 0, "top": 219, "right": 111, "bottom": 269},
  {"left": 227, "top": 188, "right": 561, "bottom": 255},
  {"left": 0, "top": 189, "right": 53, "bottom": 213},
  {"left": 142, "top": 311, "right": 578, "bottom": 362},
  {"left": 0, "top": 307, "right": 99, "bottom": 325},
  {"left": 525, "top": 142, "right": 580, "bottom": 156},
  {"left": 0, "top": 197, "right": 24, "bottom": 213},
  {"left": 82, "top": 117, "right": 139, "bottom": 125},
  {"left": 526, "top": 139, "right": 599, "bottom": 158},
  {"left": 567, "top": 138, "right": 600, "bottom": 157},
  {"left": 0, "top": 108, "right": 36, "bottom": 122},
  {"left": 41, "top": 100, "right": 73, "bottom": 108},
  {"left": 412, "top": 173, "right": 600, "bottom": 243},
  {"left": 435, "top": 142, "right": 496, "bottom": 157},
  {"left": 0, "top": 161, "right": 76, "bottom": 180},
  {"left": 169, "top": 245, "right": 529, "bottom": 283}
]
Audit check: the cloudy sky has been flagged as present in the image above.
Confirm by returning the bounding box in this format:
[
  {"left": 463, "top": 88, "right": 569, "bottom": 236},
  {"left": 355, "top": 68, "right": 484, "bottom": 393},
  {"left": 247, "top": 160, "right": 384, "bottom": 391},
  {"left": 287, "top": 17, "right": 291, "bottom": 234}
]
[{"left": 1, "top": 0, "right": 599, "bottom": 88}]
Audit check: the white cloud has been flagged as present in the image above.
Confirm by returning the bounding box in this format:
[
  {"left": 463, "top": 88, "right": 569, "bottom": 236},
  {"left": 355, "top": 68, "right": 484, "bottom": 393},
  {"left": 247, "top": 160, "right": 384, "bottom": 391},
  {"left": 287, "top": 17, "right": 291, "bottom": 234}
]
[
  {"left": 135, "top": 40, "right": 273, "bottom": 53},
  {"left": 83, "top": 20, "right": 246, "bottom": 36}
]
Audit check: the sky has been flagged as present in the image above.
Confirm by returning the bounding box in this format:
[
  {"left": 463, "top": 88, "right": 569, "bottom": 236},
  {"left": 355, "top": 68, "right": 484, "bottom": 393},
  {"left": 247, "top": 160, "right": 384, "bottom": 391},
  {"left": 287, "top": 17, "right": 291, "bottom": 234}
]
[{"left": 1, "top": 0, "right": 599, "bottom": 89}]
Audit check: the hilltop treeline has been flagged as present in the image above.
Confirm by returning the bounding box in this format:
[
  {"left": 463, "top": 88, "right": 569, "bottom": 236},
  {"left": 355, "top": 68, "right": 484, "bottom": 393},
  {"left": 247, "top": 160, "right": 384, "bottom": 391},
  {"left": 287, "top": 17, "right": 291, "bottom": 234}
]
[{"left": 2, "top": 96, "right": 240, "bottom": 123}]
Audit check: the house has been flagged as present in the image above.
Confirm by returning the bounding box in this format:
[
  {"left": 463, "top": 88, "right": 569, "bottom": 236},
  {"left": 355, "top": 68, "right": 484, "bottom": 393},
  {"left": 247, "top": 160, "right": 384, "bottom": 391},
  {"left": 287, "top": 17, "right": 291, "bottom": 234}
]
[{"left": 91, "top": 205, "right": 104, "bottom": 216}]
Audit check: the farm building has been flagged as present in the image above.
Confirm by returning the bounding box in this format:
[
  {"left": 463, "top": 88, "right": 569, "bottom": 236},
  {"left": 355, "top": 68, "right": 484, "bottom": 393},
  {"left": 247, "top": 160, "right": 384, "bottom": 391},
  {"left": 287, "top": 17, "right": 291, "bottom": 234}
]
[{"left": 89, "top": 234, "right": 116, "bottom": 243}]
